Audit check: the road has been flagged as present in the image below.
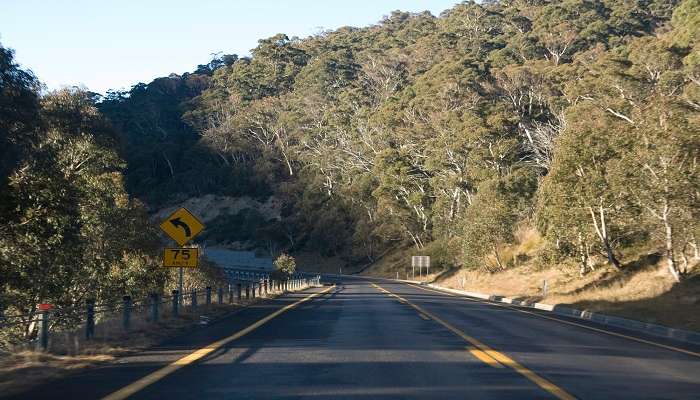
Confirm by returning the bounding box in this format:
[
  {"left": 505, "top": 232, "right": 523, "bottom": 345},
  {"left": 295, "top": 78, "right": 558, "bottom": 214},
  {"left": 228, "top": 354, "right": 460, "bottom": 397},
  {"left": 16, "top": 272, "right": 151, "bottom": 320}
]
[{"left": 11, "top": 276, "right": 700, "bottom": 399}]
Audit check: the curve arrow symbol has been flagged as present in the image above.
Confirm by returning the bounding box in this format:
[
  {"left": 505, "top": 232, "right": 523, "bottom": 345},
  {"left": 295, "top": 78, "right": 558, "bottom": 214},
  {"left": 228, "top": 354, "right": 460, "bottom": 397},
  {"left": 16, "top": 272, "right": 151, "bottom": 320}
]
[{"left": 170, "top": 217, "right": 191, "bottom": 237}]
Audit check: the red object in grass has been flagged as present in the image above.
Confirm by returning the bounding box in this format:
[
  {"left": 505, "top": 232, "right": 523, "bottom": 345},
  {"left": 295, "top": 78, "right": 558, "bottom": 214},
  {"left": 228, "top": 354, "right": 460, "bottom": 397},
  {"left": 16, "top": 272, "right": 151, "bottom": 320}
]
[{"left": 37, "top": 303, "right": 53, "bottom": 311}]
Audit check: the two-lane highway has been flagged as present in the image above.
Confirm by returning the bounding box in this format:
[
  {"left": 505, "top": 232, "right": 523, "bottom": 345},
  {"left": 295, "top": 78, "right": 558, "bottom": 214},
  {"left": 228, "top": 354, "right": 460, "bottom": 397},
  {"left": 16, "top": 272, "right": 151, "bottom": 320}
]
[{"left": 11, "top": 276, "right": 700, "bottom": 399}]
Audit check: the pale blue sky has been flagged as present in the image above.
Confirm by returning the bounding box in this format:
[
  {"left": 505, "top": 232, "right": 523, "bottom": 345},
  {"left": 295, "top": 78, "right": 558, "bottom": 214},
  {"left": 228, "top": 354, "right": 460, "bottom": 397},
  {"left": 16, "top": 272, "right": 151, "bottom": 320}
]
[{"left": 0, "top": 1, "right": 459, "bottom": 94}]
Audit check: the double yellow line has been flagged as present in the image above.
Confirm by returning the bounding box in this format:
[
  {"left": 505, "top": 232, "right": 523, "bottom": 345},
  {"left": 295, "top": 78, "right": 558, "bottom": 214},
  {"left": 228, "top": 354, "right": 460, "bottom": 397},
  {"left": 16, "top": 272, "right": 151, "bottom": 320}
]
[
  {"left": 371, "top": 282, "right": 576, "bottom": 400},
  {"left": 102, "top": 286, "right": 334, "bottom": 400}
]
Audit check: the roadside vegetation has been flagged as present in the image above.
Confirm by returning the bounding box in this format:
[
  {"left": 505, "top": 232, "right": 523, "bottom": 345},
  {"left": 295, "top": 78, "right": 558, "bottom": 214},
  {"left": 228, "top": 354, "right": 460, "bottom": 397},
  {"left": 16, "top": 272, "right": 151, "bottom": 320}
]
[
  {"left": 96, "top": 0, "right": 699, "bottom": 284},
  {"left": 2, "top": 0, "right": 699, "bottom": 344}
]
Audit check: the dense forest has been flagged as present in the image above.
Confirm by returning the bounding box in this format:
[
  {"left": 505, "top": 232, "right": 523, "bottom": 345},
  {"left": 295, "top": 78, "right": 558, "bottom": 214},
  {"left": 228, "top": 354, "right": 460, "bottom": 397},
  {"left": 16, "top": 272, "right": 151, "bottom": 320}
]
[{"left": 2, "top": 0, "right": 699, "bottom": 327}]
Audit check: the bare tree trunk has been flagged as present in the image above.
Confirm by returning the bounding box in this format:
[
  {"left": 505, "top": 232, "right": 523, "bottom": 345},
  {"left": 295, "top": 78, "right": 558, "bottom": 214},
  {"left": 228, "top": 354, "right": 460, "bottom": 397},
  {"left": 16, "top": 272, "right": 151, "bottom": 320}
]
[
  {"left": 162, "top": 151, "right": 175, "bottom": 178},
  {"left": 680, "top": 246, "right": 689, "bottom": 275},
  {"left": 691, "top": 234, "right": 699, "bottom": 261},
  {"left": 663, "top": 212, "right": 681, "bottom": 282},
  {"left": 407, "top": 230, "right": 421, "bottom": 250},
  {"left": 493, "top": 245, "right": 504, "bottom": 271},
  {"left": 577, "top": 232, "right": 589, "bottom": 276},
  {"left": 281, "top": 150, "right": 294, "bottom": 176},
  {"left": 589, "top": 205, "right": 621, "bottom": 269}
]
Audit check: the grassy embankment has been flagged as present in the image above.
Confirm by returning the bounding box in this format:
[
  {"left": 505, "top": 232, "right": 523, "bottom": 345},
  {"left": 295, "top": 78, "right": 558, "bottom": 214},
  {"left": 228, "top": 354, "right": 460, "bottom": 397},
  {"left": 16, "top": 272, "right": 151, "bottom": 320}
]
[{"left": 360, "top": 229, "right": 700, "bottom": 332}]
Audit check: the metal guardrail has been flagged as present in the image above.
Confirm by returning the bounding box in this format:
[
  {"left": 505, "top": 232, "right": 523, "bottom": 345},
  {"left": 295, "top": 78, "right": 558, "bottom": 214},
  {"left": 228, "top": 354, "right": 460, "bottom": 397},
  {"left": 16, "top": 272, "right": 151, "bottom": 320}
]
[{"left": 1, "top": 271, "right": 321, "bottom": 353}]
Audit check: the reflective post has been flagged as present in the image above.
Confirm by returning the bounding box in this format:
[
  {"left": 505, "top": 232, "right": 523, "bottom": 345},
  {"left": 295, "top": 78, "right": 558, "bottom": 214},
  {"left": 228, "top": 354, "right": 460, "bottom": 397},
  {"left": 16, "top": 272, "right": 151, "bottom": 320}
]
[
  {"left": 172, "top": 290, "right": 179, "bottom": 316},
  {"left": 36, "top": 304, "right": 51, "bottom": 351},
  {"left": 122, "top": 296, "right": 132, "bottom": 331},
  {"left": 150, "top": 293, "right": 159, "bottom": 323}
]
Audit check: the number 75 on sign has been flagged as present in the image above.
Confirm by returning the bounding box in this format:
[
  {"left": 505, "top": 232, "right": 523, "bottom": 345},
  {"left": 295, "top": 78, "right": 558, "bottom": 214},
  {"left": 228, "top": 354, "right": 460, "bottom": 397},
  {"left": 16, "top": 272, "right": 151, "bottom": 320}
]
[{"left": 163, "top": 248, "right": 199, "bottom": 268}]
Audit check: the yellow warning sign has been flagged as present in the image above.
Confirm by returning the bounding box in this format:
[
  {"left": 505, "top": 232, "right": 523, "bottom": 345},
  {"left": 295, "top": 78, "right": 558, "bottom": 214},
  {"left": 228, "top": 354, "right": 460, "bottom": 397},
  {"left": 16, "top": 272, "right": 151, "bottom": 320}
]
[
  {"left": 159, "top": 207, "right": 205, "bottom": 246},
  {"left": 163, "top": 248, "right": 199, "bottom": 268}
]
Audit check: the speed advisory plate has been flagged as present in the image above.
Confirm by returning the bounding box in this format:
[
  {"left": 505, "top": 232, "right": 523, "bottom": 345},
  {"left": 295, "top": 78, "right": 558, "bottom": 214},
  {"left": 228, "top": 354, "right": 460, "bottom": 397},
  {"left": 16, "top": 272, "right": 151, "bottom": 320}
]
[{"left": 163, "top": 248, "right": 199, "bottom": 268}]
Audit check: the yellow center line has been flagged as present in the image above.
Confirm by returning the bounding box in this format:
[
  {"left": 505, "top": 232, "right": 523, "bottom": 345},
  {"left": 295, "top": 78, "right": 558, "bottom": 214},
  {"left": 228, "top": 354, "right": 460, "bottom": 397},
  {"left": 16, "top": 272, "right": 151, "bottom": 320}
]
[
  {"left": 371, "top": 282, "right": 576, "bottom": 400},
  {"left": 467, "top": 346, "right": 504, "bottom": 368},
  {"left": 407, "top": 283, "right": 700, "bottom": 359},
  {"left": 102, "top": 286, "right": 334, "bottom": 400}
]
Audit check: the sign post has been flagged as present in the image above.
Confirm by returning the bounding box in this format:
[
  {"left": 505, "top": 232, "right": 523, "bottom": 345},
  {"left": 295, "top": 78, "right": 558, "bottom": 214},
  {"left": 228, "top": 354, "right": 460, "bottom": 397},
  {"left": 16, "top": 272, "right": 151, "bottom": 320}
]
[
  {"left": 411, "top": 256, "right": 430, "bottom": 279},
  {"left": 159, "top": 207, "right": 205, "bottom": 305},
  {"left": 163, "top": 248, "right": 199, "bottom": 267}
]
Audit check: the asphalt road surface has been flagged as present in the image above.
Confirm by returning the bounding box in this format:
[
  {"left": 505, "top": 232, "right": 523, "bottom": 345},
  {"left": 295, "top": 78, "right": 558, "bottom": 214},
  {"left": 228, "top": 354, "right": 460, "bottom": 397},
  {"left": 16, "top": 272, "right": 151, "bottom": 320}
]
[{"left": 11, "top": 276, "right": 700, "bottom": 399}]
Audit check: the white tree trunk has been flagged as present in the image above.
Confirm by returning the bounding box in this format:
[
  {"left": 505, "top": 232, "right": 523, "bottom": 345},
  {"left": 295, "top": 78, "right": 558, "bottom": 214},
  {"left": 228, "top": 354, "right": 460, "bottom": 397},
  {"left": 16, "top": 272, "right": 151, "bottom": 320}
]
[{"left": 663, "top": 211, "right": 681, "bottom": 282}]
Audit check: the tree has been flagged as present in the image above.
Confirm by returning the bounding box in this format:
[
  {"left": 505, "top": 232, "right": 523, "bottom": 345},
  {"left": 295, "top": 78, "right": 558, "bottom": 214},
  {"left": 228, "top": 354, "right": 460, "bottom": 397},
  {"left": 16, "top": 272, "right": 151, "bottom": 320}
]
[
  {"left": 1, "top": 88, "right": 166, "bottom": 340},
  {"left": 273, "top": 253, "right": 297, "bottom": 280},
  {"left": 0, "top": 45, "right": 40, "bottom": 214}
]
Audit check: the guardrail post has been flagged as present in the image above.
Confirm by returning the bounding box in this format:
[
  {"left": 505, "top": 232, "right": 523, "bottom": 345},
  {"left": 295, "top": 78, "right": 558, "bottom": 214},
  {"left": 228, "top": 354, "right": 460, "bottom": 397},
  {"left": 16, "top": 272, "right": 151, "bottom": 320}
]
[
  {"left": 36, "top": 305, "right": 50, "bottom": 351},
  {"left": 172, "top": 290, "right": 179, "bottom": 316},
  {"left": 150, "top": 293, "right": 159, "bottom": 323},
  {"left": 191, "top": 289, "right": 198, "bottom": 309},
  {"left": 122, "top": 296, "right": 132, "bottom": 331},
  {"left": 85, "top": 299, "right": 95, "bottom": 340},
  {"left": 218, "top": 287, "right": 223, "bottom": 305},
  {"left": 245, "top": 284, "right": 250, "bottom": 299},
  {"left": 206, "top": 286, "right": 212, "bottom": 306}
]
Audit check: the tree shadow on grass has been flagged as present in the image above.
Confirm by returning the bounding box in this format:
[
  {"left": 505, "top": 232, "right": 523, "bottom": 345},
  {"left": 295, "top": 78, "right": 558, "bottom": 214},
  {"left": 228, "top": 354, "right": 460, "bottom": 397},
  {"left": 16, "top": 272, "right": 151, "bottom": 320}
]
[
  {"left": 566, "top": 272, "right": 700, "bottom": 332},
  {"left": 560, "top": 252, "right": 662, "bottom": 297},
  {"left": 431, "top": 266, "right": 461, "bottom": 284}
]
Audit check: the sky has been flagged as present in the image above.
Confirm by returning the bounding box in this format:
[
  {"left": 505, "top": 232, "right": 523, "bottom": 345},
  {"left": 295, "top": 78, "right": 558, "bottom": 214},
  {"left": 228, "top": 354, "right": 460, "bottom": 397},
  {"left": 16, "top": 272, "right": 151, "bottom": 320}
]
[{"left": 0, "top": 0, "right": 459, "bottom": 94}]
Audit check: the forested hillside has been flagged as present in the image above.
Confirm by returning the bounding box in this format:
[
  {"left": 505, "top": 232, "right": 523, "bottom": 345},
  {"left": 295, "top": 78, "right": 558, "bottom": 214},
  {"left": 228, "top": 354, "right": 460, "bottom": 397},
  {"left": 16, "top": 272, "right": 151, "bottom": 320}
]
[
  {"left": 101, "top": 0, "right": 699, "bottom": 282},
  {"left": 2, "top": 0, "right": 699, "bottom": 332}
]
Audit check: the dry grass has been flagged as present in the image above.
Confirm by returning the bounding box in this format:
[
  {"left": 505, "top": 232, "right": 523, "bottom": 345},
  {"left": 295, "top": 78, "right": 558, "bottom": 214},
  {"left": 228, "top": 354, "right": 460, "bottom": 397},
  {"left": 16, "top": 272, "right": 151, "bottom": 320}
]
[
  {"left": 363, "top": 228, "right": 700, "bottom": 332},
  {"left": 433, "top": 261, "right": 700, "bottom": 331}
]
